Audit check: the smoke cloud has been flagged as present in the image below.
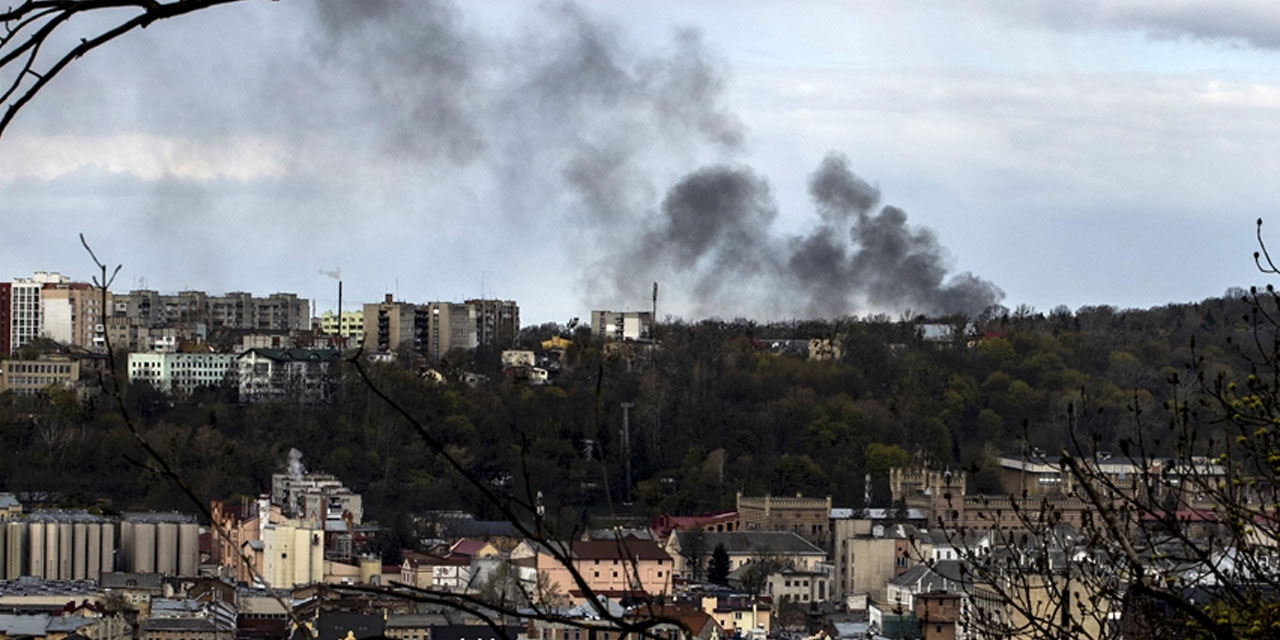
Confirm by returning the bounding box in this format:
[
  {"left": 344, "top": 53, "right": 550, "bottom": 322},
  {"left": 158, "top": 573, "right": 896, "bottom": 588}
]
[
  {"left": 288, "top": 448, "right": 305, "bottom": 480},
  {"left": 605, "top": 153, "right": 1004, "bottom": 318},
  {"left": 285, "top": 1, "right": 1001, "bottom": 319}
]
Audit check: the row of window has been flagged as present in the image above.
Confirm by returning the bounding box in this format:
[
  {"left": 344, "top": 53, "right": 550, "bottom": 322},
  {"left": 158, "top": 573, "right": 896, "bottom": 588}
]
[
  {"left": 5, "top": 376, "right": 70, "bottom": 386},
  {"left": 7, "top": 363, "right": 72, "bottom": 374}
]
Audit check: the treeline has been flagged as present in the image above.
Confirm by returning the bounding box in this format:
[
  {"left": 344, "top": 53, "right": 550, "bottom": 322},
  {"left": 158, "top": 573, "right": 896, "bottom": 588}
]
[{"left": 0, "top": 291, "right": 1264, "bottom": 529}]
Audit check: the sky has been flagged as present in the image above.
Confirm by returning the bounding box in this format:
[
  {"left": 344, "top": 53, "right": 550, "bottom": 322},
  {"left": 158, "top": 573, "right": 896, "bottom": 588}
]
[{"left": 3, "top": 0, "right": 1280, "bottom": 325}]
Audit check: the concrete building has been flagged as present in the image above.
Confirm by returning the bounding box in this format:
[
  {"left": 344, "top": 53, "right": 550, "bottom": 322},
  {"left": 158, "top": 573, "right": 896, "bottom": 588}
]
[
  {"left": 317, "top": 310, "right": 365, "bottom": 343},
  {"left": 0, "top": 283, "right": 10, "bottom": 356},
  {"left": 764, "top": 564, "right": 832, "bottom": 608},
  {"left": 426, "top": 302, "right": 476, "bottom": 361},
  {"left": 9, "top": 272, "right": 70, "bottom": 354},
  {"left": 590, "top": 310, "right": 653, "bottom": 342},
  {"left": 260, "top": 521, "right": 324, "bottom": 588},
  {"left": 127, "top": 352, "right": 237, "bottom": 395},
  {"left": 736, "top": 493, "right": 832, "bottom": 551},
  {"left": 235, "top": 348, "right": 340, "bottom": 403},
  {"left": 361, "top": 295, "right": 423, "bottom": 354},
  {"left": 111, "top": 290, "right": 309, "bottom": 333},
  {"left": 38, "top": 284, "right": 108, "bottom": 351},
  {"left": 0, "top": 357, "right": 80, "bottom": 396},
  {"left": 830, "top": 518, "right": 918, "bottom": 602},
  {"left": 465, "top": 299, "right": 519, "bottom": 350},
  {"left": 270, "top": 473, "right": 363, "bottom": 526}
]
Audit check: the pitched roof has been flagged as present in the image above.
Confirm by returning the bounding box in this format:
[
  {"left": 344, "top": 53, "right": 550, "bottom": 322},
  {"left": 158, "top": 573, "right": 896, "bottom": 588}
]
[
  {"left": 239, "top": 348, "right": 340, "bottom": 363},
  {"left": 570, "top": 537, "right": 671, "bottom": 561},
  {"left": 450, "top": 539, "right": 493, "bottom": 556},
  {"left": 677, "top": 531, "right": 825, "bottom": 556}
]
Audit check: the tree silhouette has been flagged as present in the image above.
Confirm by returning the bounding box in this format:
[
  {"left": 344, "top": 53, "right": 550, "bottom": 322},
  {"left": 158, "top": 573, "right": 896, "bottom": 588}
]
[{"left": 708, "top": 543, "right": 730, "bottom": 586}]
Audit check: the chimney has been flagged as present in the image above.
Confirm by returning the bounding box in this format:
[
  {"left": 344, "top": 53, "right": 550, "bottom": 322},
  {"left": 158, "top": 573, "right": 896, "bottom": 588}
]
[{"left": 384, "top": 293, "right": 393, "bottom": 304}]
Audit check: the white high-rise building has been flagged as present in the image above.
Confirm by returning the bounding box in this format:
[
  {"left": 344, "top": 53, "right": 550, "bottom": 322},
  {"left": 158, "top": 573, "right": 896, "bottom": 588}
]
[{"left": 9, "top": 271, "right": 69, "bottom": 354}]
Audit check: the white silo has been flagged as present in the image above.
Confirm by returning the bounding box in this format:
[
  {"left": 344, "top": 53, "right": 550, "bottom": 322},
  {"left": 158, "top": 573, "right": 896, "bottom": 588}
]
[
  {"left": 28, "top": 522, "right": 45, "bottom": 578},
  {"left": 132, "top": 522, "right": 156, "bottom": 573},
  {"left": 57, "top": 522, "right": 72, "bottom": 580},
  {"left": 178, "top": 523, "right": 199, "bottom": 577},
  {"left": 99, "top": 522, "right": 115, "bottom": 574},
  {"left": 42, "top": 520, "right": 58, "bottom": 578},
  {"left": 156, "top": 522, "right": 177, "bottom": 576},
  {"left": 72, "top": 523, "right": 87, "bottom": 580},
  {"left": 119, "top": 521, "right": 134, "bottom": 570},
  {"left": 4, "top": 522, "right": 22, "bottom": 579},
  {"left": 86, "top": 523, "right": 102, "bottom": 581}
]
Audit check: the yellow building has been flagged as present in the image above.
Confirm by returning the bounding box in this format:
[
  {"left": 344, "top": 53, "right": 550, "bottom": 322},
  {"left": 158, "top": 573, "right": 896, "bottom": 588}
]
[
  {"left": 541, "top": 336, "right": 573, "bottom": 350},
  {"left": 317, "top": 310, "right": 365, "bottom": 341},
  {"left": 260, "top": 521, "right": 324, "bottom": 588},
  {"left": 0, "top": 356, "right": 80, "bottom": 396}
]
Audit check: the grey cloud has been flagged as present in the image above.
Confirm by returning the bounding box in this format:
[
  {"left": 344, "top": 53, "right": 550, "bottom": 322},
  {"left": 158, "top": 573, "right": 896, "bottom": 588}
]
[
  {"left": 304, "top": 0, "right": 483, "bottom": 163},
  {"left": 612, "top": 153, "right": 1003, "bottom": 318},
  {"left": 988, "top": 1, "right": 1280, "bottom": 50}
]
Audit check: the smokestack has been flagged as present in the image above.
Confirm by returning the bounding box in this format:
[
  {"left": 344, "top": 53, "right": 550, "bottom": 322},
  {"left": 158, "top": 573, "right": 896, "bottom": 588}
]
[
  {"left": 652, "top": 282, "right": 658, "bottom": 326},
  {"left": 337, "top": 280, "right": 344, "bottom": 349},
  {"left": 621, "top": 402, "right": 635, "bottom": 504}
]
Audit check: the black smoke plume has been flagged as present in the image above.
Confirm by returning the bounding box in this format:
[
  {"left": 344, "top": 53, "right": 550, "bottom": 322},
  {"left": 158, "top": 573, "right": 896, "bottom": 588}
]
[
  {"left": 620, "top": 153, "right": 1003, "bottom": 318},
  {"left": 293, "top": 1, "right": 999, "bottom": 319}
]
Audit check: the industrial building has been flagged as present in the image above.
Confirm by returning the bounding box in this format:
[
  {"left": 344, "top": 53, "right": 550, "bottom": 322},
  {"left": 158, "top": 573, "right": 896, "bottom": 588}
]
[
  {"left": 118, "top": 513, "right": 200, "bottom": 577},
  {"left": 0, "top": 511, "right": 200, "bottom": 581},
  {"left": 0, "top": 512, "right": 115, "bottom": 581}
]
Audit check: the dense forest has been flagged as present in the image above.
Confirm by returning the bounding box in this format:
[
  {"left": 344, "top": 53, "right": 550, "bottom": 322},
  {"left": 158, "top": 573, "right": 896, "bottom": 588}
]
[{"left": 0, "top": 290, "right": 1267, "bottom": 534}]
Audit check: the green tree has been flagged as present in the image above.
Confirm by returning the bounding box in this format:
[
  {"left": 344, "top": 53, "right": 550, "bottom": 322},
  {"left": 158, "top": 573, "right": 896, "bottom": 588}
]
[{"left": 708, "top": 543, "right": 731, "bottom": 585}]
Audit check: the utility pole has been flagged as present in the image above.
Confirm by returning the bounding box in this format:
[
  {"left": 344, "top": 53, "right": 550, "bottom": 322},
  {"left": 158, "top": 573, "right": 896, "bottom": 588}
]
[{"left": 621, "top": 402, "right": 635, "bottom": 504}]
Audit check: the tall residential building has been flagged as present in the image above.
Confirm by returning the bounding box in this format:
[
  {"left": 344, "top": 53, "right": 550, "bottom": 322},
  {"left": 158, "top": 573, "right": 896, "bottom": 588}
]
[
  {"left": 591, "top": 310, "right": 654, "bottom": 341},
  {"left": 426, "top": 302, "right": 476, "bottom": 361},
  {"left": 39, "top": 283, "right": 109, "bottom": 351},
  {"left": 9, "top": 271, "right": 70, "bottom": 354},
  {"left": 361, "top": 295, "right": 424, "bottom": 354},
  {"left": 111, "top": 290, "right": 310, "bottom": 331},
  {"left": 0, "top": 283, "right": 11, "bottom": 356},
  {"left": 465, "top": 299, "right": 519, "bottom": 350}
]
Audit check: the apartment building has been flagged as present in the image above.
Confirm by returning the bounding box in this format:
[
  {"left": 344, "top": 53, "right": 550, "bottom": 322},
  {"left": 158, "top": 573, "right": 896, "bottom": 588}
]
[
  {"left": 466, "top": 298, "right": 519, "bottom": 349},
  {"left": 8, "top": 272, "right": 70, "bottom": 354},
  {"left": 128, "top": 352, "right": 237, "bottom": 395},
  {"left": 591, "top": 310, "right": 653, "bottom": 341},
  {"left": 426, "top": 302, "right": 476, "bottom": 361},
  {"left": 236, "top": 348, "right": 341, "bottom": 403},
  {"left": 317, "top": 310, "right": 365, "bottom": 343},
  {"left": 39, "top": 284, "right": 110, "bottom": 351},
  {"left": 111, "top": 290, "right": 310, "bottom": 332},
  {"left": 361, "top": 295, "right": 424, "bottom": 353}
]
